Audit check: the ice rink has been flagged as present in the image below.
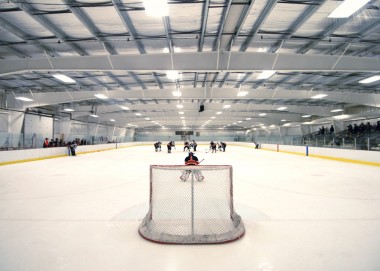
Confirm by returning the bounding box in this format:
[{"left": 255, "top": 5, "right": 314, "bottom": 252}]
[{"left": 0, "top": 144, "right": 380, "bottom": 271}]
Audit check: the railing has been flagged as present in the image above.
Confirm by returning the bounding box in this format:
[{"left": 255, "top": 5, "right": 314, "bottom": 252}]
[
  {"left": 1, "top": 131, "right": 379, "bottom": 152},
  {"left": 0, "top": 132, "right": 133, "bottom": 151}
]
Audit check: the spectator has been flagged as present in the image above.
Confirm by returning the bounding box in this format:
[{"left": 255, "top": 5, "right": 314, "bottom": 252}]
[
  {"left": 347, "top": 124, "right": 353, "bottom": 135},
  {"left": 43, "top": 138, "right": 49, "bottom": 148},
  {"left": 359, "top": 122, "right": 365, "bottom": 134},
  {"left": 70, "top": 141, "right": 77, "bottom": 156},
  {"left": 365, "top": 122, "right": 373, "bottom": 134},
  {"left": 353, "top": 124, "right": 359, "bottom": 135},
  {"left": 329, "top": 125, "right": 334, "bottom": 134}
]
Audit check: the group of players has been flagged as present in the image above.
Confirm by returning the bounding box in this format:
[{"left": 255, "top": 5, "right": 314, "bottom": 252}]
[
  {"left": 154, "top": 140, "right": 227, "bottom": 153},
  {"left": 209, "top": 141, "right": 227, "bottom": 153}
]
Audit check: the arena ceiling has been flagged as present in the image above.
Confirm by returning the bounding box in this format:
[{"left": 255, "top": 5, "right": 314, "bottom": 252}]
[{"left": 0, "top": 0, "right": 379, "bottom": 130}]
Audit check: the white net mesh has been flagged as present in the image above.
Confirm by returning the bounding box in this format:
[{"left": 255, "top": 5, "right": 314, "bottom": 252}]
[{"left": 139, "top": 165, "right": 245, "bottom": 244}]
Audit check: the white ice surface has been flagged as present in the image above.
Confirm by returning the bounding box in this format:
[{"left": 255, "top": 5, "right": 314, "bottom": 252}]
[{"left": 1, "top": 145, "right": 380, "bottom": 271}]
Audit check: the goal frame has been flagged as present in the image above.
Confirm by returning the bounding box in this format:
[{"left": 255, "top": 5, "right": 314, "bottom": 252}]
[{"left": 138, "top": 165, "right": 245, "bottom": 244}]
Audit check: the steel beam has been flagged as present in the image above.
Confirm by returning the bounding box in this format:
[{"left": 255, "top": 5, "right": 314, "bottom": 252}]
[{"left": 1, "top": 52, "right": 379, "bottom": 76}]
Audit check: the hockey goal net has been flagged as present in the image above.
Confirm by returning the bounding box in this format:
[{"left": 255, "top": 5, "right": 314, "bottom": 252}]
[{"left": 138, "top": 165, "right": 245, "bottom": 244}]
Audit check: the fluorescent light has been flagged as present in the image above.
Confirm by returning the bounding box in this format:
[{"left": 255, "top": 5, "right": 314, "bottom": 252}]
[
  {"left": 334, "top": 114, "right": 350, "bottom": 120},
  {"left": 328, "top": 0, "right": 371, "bottom": 18},
  {"left": 90, "top": 114, "right": 99, "bottom": 118},
  {"left": 110, "top": 119, "right": 115, "bottom": 122},
  {"left": 277, "top": 107, "right": 287, "bottom": 110},
  {"left": 211, "top": 117, "right": 216, "bottom": 119},
  {"left": 15, "top": 97, "right": 34, "bottom": 102},
  {"left": 143, "top": 0, "right": 169, "bottom": 17},
  {"left": 172, "top": 90, "right": 182, "bottom": 97},
  {"left": 237, "top": 91, "right": 248, "bottom": 97},
  {"left": 238, "top": 120, "right": 242, "bottom": 123},
  {"left": 166, "top": 70, "right": 179, "bottom": 80},
  {"left": 223, "top": 104, "right": 231, "bottom": 109},
  {"left": 145, "top": 118, "right": 150, "bottom": 120},
  {"left": 94, "top": 94, "right": 108, "bottom": 99},
  {"left": 64, "top": 108, "right": 75, "bottom": 112},
  {"left": 176, "top": 104, "right": 183, "bottom": 109},
  {"left": 257, "top": 70, "right": 276, "bottom": 79},
  {"left": 311, "top": 94, "right": 328, "bottom": 99},
  {"left": 331, "top": 109, "right": 344, "bottom": 112},
  {"left": 135, "top": 113, "right": 141, "bottom": 116},
  {"left": 302, "top": 115, "right": 311, "bottom": 118},
  {"left": 52, "top": 74, "right": 76, "bottom": 83},
  {"left": 179, "top": 111, "right": 184, "bottom": 114},
  {"left": 281, "top": 119, "right": 287, "bottom": 122},
  {"left": 216, "top": 111, "right": 222, "bottom": 114},
  {"left": 120, "top": 106, "right": 129, "bottom": 110},
  {"left": 259, "top": 113, "right": 267, "bottom": 116},
  {"left": 358, "top": 75, "right": 380, "bottom": 84}
]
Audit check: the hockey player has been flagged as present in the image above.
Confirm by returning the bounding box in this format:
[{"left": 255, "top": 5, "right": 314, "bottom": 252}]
[
  {"left": 180, "top": 152, "right": 204, "bottom": 181},
  {"left": 183, "top": 141, "right": 190, "bottom": 152},
  {"left": 167, "top": 141, "right": 173, "bottom": 153},
  {"left": 192, "top": 140, "right": 197, "bottom": 151},
  {"left": 154, "top": 142, "right": 160, "bottom": 152},
  {"left": 221, "top": 142, "right": 227, "bottom": 152},
  {"left": 210, "top": 141, "right": 217, "bottom": 153}
]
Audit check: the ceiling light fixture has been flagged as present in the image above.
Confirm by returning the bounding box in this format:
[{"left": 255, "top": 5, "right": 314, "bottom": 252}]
[
  {"left": 15, "top": 97, "right": 34, "bottom": 102},
  {"left": 172, "top": 90, "right": 182, "bottom": 97},
  {"left": 52, "top": 74, "right": 76, "bottom": 83},
  {"left": 143, "top": 0, "right": 169, "bottom": 17},
  {"left": 64, "top": 108, "right": 75, "bottom": 112},
  {"left": 166, "top": 70, "right": 179, "bottom": 80},
  {"left": 237, "top": 91, "right": 248, "bottom": 97},
  {"left": 110, "top": 119, "right": 115, "bottom": 122},
  {"left": 358, "top": 75, "right": 380, "bottom": 84},
  {"left": 90, "top": 114, "right": 99, "bottom": 118},
  {"left": 277, "top": 107, "right": 287, "bottom": 110},
  {"left": 311, "top": 94, "right": 328, "bottom": 99},
  {"left": 331, "top": 109, "right": 344, "bottom": 112},
  {"left": 328, "top": 0, "right": 371, "bottom": 18},
  {"left": 257, "top": 70, "right": 276, "bottom": 79},
  {"left": 223, "top": 104, "right": 231, "bottom": 109},
  {"left": 259, "top": 113, "right": 267, "bottom": 116},
  {"left": 176, "top": 104, "right": 183, "bottom": 109},
  {"left": 302, "top": 115, "right": 311, "bottom": 118},
  {"left": 120, "top": 106, "right": 129, "bottom": 110},
  {"left": 333, "top": 114, "right": 350, "bottom": 120},
  {"left": 94, "top": 94, "right": 108, "bottom": 99}
]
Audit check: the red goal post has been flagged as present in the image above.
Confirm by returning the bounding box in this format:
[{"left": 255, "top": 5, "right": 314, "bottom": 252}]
[{"left": 138, "top": 165, "right": 245, "bottom": 244}]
